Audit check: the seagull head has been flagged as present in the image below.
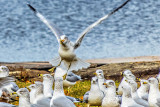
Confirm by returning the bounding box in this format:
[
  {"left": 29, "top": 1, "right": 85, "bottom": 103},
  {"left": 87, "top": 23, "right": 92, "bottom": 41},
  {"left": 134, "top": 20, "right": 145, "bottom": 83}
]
[
  {"left": 123, "top": 73, "right": 136, "bottom": 81},
  {"left": 60, "top": 35, "right": 68, "bottom": 45},
  {"left": 122, "top": 70, "right": 132, "bottom": 76},
  {"left": 0, "top": 66, "right": 9, "bottom": 77},
  {"left": 91, "top": 77, "right": 98, "bottom": 84},
  {"left": 17, "top": 88, "right": 29, "bottom": 98},
  {"left": 148, "top": 77, "right": 159, "bottom": 86},
  {"left": 139, "top": 79, "right": 149, "bottom": 92},
  {"left": 95, "top": 69, "right": 104, "bottom": 79},
  {"left": 103, "top": 80, "right": 115, "bottom": 88},
  {"left": 43, "top": 74, "right": 54, "bottom": 82},
  {"left": 139, "top": 79, "right": 148, "bottom": 85},
  {"left": 28, "top": 84, "right": 36, "bottom": 91},
  {"left": 125, "top": 79, "right": 137, "bottom": 92}
]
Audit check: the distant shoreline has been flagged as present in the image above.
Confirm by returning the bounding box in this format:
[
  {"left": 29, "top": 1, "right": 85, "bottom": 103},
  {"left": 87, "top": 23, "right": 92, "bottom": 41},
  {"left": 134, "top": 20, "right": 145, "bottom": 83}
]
[
  {"left": 87, "top": 56, "right": 160, "bottom": 64},
  {"left": 0, "top": 56, "right": 160, "bottom": 65},
  {"left": 0, "top": 56, "right": 160, "bottom": 70},
  {"left": 1, "top": 56, "right": 160, "bottom": 81},
  {"left": 1, "top": 56, "right": 160, "bottom": 64}
]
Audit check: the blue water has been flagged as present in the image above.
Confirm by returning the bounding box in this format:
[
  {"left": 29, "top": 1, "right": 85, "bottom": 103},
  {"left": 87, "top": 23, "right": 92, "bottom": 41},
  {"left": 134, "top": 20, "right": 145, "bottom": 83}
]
[{"left": 0, "top": 0, "right": 160, "bottom": 62}]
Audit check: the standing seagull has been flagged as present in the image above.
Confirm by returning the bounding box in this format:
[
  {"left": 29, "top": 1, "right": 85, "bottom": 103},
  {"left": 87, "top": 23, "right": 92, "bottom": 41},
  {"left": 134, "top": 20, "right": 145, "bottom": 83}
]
[
  {"left": 102, "top": 80, "right": 120, "bottom": 107},
  {"left": 148, "top": 77, "right": 160, "bottom": 107},
  {"left": 118, "top": 70, "right": 135, "bottom": 95},
  {"left": 137, "top": 79, "right": 149, "bottom": 101},
  {"left": 27, "top": 0, "right": 131, "bottom": 71},
  {"left": 121, "top": 84, "right": 143, "bottom": 107},
  {"left": 125, "top": 79, "right": 149, "bottom": 107},
  {"left": 0, "top": 66, "right": 15, "bottom": 96},
  {"left": 50, "top": 77, "right": 76, "bottom": 107},
  {"left": 83, "top": 77, "right": 104, "bottom": 107},
  {"left": 42, "top": 74, "right": 54, "bottom": 98},
  {"left": 94, "top": 69, "right": 106, "bottom": 92}
]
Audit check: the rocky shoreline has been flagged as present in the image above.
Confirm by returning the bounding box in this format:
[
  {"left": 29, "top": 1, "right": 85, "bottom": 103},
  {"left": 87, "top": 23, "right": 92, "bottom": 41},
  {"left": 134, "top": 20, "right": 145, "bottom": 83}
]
[{"left": 1, "top": 56, "right": 160, "bottom": 82}]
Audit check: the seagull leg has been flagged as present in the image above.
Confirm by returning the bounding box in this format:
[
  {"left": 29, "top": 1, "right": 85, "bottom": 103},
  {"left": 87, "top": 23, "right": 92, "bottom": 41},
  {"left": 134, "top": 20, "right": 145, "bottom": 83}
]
[
  {"left": 87, "top": 104, "right": 90, "bottom": 107},
  {"left": 49, "top": 60, "right": 63, "bottom": 72},
  {"left": 63, "top": 63, "right": 72, "bottom": 79},
  {"left": 67, "top": 87, "right": 70, "bottom": 95}
]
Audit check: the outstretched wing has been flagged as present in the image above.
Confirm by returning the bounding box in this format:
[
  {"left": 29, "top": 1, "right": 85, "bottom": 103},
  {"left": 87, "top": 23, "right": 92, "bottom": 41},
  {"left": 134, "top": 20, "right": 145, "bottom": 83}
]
[
  {"left": 27, "top": 4, "right": 64, "bottom": 43},
  {"left": 74, "top": 0, "right": 131, "bottom": 49}
]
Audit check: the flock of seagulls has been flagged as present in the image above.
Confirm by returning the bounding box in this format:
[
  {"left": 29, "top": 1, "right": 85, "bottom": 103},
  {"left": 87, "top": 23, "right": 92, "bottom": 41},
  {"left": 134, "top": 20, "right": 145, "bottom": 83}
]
[
  {"left": 1, "top": 0, "right": 159, "bottom": 107},
  {"left": 1, "top": 66, "right": 160, "bottom": 107},
  {"left": 83, "top": 69, "right": 160, "bottom": 107}
]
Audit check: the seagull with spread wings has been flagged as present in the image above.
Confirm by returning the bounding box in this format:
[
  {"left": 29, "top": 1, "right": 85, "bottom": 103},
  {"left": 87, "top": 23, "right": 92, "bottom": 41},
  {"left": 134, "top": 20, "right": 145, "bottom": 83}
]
[{"left": 27, "top": 0, "right": 131, "bottom": 72}]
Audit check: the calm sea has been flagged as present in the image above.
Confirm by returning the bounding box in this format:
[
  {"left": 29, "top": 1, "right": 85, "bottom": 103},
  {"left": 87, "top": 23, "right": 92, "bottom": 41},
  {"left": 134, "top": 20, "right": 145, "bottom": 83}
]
[{"left": 0, "top": 0, "right": 160, "bottom": 62}]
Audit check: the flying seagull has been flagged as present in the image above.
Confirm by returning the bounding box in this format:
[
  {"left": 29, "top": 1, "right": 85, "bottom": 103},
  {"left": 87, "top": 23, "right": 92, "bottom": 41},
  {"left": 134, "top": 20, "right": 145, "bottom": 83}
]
[{"left": 27, "top": 0, "right": 131, "bottom": 72}]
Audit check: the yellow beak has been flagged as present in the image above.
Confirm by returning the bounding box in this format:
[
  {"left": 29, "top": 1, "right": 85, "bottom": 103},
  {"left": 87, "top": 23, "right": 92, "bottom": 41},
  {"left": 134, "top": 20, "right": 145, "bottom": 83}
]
[
  {"left": 93, "top": 73, "right": 97, "bottom": 76},
  {"left": 143, "top": 82, "right": 148, "bottom": 84},
  {"left": 120, "top": 72, "right": 123, "bottom": 76},
  {"left": 38, "top": 74, "right": 43, "bottom": 77},
  {"left": 60, "top": 39, "right": 65, "bottom": 43},
  {"left": 11, "top": 92, "right": 17, "bottom": 95},
  {"left": 138, "top": 78, "right": 141, "bottom": 81},
  {"left": 125, "top": 79, "right": 128, "bottom": 82},
  {"left": 103, "top": 83, "right": 107, "bottom": 85}
]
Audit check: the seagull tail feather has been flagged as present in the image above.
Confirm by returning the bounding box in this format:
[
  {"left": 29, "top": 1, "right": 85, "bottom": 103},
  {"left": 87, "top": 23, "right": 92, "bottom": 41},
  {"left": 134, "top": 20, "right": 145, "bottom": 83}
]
[
  {"left": 69, "top": 58, "right": 90, "bottom": 71},
  {"left": 49, "top": 56, "right": 61, "bottom": 67}
]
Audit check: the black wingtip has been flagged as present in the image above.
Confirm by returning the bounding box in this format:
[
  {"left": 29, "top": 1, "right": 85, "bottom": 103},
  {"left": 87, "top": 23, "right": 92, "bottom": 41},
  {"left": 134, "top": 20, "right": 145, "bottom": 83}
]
[
  {"left": 27, "top": 4, "right": 37, "bottom": 13},
  {"left": 109, "top": 0, "right": 131, "bottom": 16}
]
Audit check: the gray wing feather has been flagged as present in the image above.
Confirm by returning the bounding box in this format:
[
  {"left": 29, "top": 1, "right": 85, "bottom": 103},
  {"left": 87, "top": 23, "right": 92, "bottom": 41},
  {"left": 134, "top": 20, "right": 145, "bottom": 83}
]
[
  {"left": 0, "top": 102, "right": 16, "bottom": 107},
  {"left": 0, "top": 77, "right": 15, "bottom": 88},
  {"left": 134, "top": 98, "right": 149, "bottom": 107},
  {"left": 66, "top": 72, "right": 81, "bottom": 82},
  {"left": 83, "top": 91, "right": 89, "bottom": 103},
  {"left": 157, "top": 98, "right": 160, "bottom": 103},
  {"left": 36, "top": 97, "right": 50, "bottom": 107},
  {"left": 74, "top": 0, "right": 131, "bottom": 49},
  {"left": 66, "top": 96, "right": 80, "bottom": 103},
  {"left": 51, "top": 96, "right": 76, "bottom": 107},
  {"left": 27, "top": 4, "right": 63, "bottom": 43},
  {"left": 156, "top": 98, "right": 160, "bottom": 106},
  {"left": 156, "top": 102, "right": 160, "bottom": 107},
  {"left": 141, "top": 94, "right": 148, "bottom": 101},
  {"left": 128, "top": 106, "right": 143, "bottom": 107},
  {"left": 31, "top": 104, "right": 47, "bottom": 107}
]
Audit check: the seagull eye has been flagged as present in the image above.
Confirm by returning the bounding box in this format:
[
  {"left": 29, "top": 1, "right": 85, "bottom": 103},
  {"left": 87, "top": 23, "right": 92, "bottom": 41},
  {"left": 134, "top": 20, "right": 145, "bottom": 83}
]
[
  {"left": 64, "top": 37, "right": 68, "bottom": 40},
  {"left": 109, "top": 82, "right": 113, "bottom": 85},
  {"left": 148, "top": 80, "right": 152, "bottom": 83},
  {"left": 19, "top": 91, "right": 23, "bottom": 93}
]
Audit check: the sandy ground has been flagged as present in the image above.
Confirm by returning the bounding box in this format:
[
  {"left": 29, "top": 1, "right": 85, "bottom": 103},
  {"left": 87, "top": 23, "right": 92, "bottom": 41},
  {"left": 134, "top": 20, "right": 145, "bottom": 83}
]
[{"left": 87, "top": 56, "right": 160, "bottom": 64}]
